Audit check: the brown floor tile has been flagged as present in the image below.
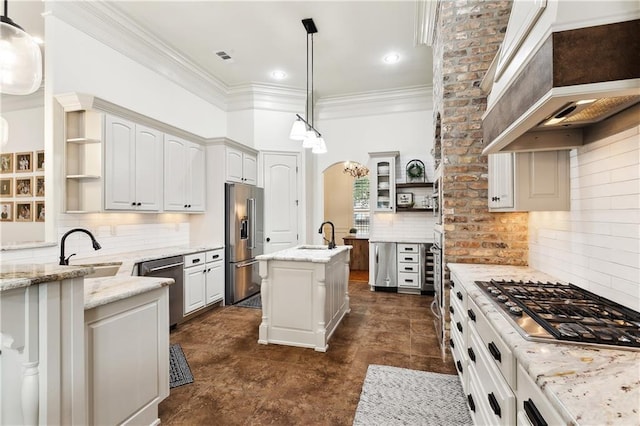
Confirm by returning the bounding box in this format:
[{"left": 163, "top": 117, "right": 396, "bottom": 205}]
[{"left": 159, "top": 280, "right": 455, "bottom": 424}]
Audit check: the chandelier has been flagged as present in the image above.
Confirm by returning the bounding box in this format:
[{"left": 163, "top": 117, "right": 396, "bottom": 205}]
[
  {"left": 289, "top": 18, "right": 327, "bottom": 154},
  {"left": 343, "top": 162, "right": 369, "bottom": 178}
]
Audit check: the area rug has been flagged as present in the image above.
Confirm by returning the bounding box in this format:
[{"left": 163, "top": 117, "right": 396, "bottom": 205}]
[
  {"left": 353, "top": 365, "right": 472, "bottom": 426},
  {"left": 235, "top": 293, "right": 261, "bottom": 309},
  {"left": 169, "top": 343, "right": 193, "bottom": 388}
]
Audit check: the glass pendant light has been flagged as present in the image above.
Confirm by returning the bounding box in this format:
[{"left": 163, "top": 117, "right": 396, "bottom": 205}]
[
  {"left": 312, "top": 137, "right": 327, "bottom": 154},
  {"left": 302, "top": 130, "right": 317, "bottom": 148},
  {"left": 289, "top": 116, "right": 307, "bottom": 140},
  {"left": 0, "top": 0, "right": 42, "bottom": 95}
]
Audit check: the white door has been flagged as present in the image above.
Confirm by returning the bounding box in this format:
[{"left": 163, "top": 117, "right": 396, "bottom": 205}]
[
  {"left": 184, "top": 265, "right": 206, "bottom": 314},
  {"left": 104, "top": 115, "right": 135, "bottom": 210},
  {"left": 205, "top": 261, "right": 225, "bottom": 305},
  {"left": 242, "top": 153, "right": 258, "bottom": 185},
  {"left": 488, "top": 152, "right": 514, "bottom": 209},
  {"left": 226, "top": 147, "right": 244, "bottom": 183},
  {"left": 263, "top": 152, "right": 299, "bottom": 254},
  {"left": 186, "top": 142, "right": 205, "bottom": 211},
  {"left": 134, "top": 124, "right": 163, "bottom": 211},
  {"left": 164, "top": 134, "right": 188, "bottom": 211}
]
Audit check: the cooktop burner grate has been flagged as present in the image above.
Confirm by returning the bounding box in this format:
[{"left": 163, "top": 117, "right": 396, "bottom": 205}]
[{"left": 475, "top": 280, "right": 640, "bottom": 349}]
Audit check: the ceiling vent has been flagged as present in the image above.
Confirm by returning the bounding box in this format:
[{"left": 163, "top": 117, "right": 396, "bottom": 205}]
[{"left": 215, "top": 51, "right": 234, "bottom": 63}]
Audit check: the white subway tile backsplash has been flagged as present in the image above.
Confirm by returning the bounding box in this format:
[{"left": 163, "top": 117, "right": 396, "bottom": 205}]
[{"left": 530, "top": 125, "right": 640, "bottom": 311}]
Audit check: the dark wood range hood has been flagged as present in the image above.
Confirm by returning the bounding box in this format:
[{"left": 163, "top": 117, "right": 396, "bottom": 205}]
[{"left": 482, "top": 11, "right": 639, "bottom": 154}]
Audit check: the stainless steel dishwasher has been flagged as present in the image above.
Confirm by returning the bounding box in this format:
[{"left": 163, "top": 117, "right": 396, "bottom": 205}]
[{"left": 139, "top": 255, "right": 184, "bottom": 328}]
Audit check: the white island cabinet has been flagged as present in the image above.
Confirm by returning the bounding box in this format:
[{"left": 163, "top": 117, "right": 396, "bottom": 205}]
[{"left": 256, "top": 245, "right": 351, "bottom": 352}]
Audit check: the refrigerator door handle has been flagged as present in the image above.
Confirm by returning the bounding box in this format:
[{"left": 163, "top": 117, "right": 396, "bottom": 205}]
[
  {"left": 235, "top": 260, "right": 259, "bottom": 268},
  {"left": 247, "top": 198, "right": 256, "bottom": 249}
]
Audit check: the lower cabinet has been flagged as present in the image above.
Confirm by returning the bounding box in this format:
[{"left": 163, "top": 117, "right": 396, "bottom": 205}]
[
  {"left": 84, "top": 287, "right": 169, "bottom": 426},
  {"left": 184, "top": 249, "right": 225, "bottom": 317}
]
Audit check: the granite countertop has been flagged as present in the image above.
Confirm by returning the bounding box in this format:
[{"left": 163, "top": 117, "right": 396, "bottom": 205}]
[
  {"left": 448, "top": 263, "right": 640, "bottom": 426},
  {"left": 369, "top": 237, "right": 434, "bottom": 243},
  {"left": 256, "top": 245, "right": 351, "bottom": 263},
  {"left": 0, "top": 245, "right": 223, "bottom": 309}
]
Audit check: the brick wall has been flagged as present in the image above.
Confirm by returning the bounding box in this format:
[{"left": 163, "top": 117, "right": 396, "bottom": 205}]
[{"left": 433, "top": 0, "right": 528, "bottom": 268}]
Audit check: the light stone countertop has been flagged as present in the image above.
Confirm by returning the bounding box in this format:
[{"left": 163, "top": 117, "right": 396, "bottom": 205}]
[
  {"left": 448, "top": 263, "right": 640, "bottom": 426},
  {"left": 1, "top": 245, "right": 223, "bottom": 310},
  {"left": 256, "top": 245, "right": 351, "bottom": 263},
  {"left": 369, "top": 237, "right": 434, "bottom": 243}
]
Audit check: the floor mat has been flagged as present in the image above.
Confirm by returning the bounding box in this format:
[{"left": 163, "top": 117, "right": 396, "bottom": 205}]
[
  {"left": 353, "top": 364, "right": 472, "bottom": 426},
  {"left": 169, "top": 343, "right": 193, "bottom": 388},
  {"left": 235, "top": 293, "right": 261, "bottom": 309}
]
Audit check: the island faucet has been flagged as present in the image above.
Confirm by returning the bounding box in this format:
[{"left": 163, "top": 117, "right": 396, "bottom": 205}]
[
  {"left": 59, "top": 228, "right": 102, "bottom": 265},
  {"left": 318, "top": 221, "right": 336, "bottom": 249}
]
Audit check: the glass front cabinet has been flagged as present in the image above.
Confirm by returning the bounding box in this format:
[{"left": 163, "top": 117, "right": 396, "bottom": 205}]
[{"left": 369, "top": 151, "right": 399, "bottom": 212}]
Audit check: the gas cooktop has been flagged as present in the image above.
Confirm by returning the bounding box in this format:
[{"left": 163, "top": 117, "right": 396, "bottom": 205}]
[{"left": 475, "top": 280, "right": 640, "bottom": 350}]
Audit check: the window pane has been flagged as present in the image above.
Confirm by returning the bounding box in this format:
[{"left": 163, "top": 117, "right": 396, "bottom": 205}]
[{"left": 353, "top": 177, "right": 370, "bottom": 234}]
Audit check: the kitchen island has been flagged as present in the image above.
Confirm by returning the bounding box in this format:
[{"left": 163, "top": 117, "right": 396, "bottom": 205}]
[{"left": 256, "top": 245, "right": 351, "bottom": 352}]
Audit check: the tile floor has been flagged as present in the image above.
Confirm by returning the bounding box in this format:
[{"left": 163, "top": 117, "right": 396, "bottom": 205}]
[{"left": 159, "top": 273, "right": 456, "bottom": 425}]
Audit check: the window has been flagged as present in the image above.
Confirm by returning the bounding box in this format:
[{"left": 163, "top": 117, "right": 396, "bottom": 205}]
[{"left": 353, "top": 177, "right": 370, "bottom": 234}]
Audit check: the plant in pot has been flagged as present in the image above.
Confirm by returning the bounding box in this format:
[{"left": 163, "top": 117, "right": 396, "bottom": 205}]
[{"left": 349, "top": 227, "right": 358, "bottom": 236}]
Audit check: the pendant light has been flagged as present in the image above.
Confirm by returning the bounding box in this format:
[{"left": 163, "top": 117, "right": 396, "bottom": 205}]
[
  {"left": 0, "top": 0, "right": 42, "bottom": 95},
  {"left": 290, "top": 18, "right": 326, "bottom": 154}
]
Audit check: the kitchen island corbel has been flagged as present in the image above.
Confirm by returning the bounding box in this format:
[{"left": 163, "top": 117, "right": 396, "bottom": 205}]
[{"left": 256, "top": 245, "right": 351, "bottom": 352}]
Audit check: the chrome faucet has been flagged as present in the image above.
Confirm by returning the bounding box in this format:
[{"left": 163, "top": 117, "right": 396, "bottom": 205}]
[
  {"left": 318, "top": 221, "right": 336, "bottom": 249},
  {"left": 59, "top": 228, "right": 102, "bottom": 265}
]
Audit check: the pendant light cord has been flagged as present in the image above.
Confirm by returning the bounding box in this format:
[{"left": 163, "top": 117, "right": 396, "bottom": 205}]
[
  {"left": 311, "top": 33, "right": 314, "bottom": 128},
  {"left": 3, "top": 0, "right": 7, "bottom": 18}
]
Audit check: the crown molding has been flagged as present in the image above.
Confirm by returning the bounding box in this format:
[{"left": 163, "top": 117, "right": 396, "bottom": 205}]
[
  {"left": 0, "top": 87, "right": 44, "bottom": 112},
  {"left": 415, "top": 0, "right": 439, "bottom": 46},
  {"left": 227, "top": 83, "right": 305, "bottom": 113},
  {"left": 47, "top": 1, "right": 229, "bottom": 110},
  {"left": 316, "top": 86, "right": 433, "bottom": 120}
]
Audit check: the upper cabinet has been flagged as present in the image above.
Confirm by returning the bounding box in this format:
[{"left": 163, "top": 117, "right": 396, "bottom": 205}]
[
  {"left": 104, "top": 115, "right": 163, "bottom": 211},
  {"left": 226, "top": 146, "right": 257, "bottom": 185},
  {"left": 164, "top": 135, "right": 205, "bottom": 212},
  {"left": 488, "top": 150, "right": 569, "bottom": 212},
  {"left": 369, "top": 151, "right": 399, "bottom": 212}
]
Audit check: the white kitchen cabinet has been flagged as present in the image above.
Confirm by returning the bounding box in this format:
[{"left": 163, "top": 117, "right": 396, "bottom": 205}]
[
  {"left": 104, "top": 115, "right": 163, "bottom": 211},
  {"left": 164, "top": 134, "right": 205, "bottom": 212},
  {"left": 397, "top": 243, "right": 421, "bottom": 292},
  {"left": 64, "top": 109, "right": 104, "bottom": 213},
  {"left": 183, "top": 250, "right": 225, "bottom": 317},
  {"left": 84, "top": 286, "right": 169, "bottom": 426},
  {"left": 369, "top": 151, "right": 399, "bottom": 212},
  {"left": 226, "top": 146, "right": 257, "bottom": 185},
  {"left": 488, "top": 150, "right": 569, "bottom": 211},
  {"left": 516, "top": 363, "right": 564, "bottom": 426}
]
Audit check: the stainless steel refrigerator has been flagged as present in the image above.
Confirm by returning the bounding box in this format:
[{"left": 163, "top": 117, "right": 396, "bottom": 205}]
[{"left": 225, "top": 182, "right": 264, "bottom": 304}]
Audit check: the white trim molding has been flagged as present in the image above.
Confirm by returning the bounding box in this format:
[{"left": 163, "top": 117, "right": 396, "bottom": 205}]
[
  {"left": 415, "top": 0, "right": 439, "bottom": 46},
  {"left": 227, "top": 83, "right": 305, "bottom": 113}
]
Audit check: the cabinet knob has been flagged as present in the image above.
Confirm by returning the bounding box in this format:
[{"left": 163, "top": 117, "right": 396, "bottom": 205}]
[
  {"left": 137, "top": 202, "right": 141, "bottom": 206},
  {"left": 184, "top": 204, "right": 188, "bottom": 208},
  {"left": 266, "top": 237, "right": 271, "bottom": 242},
  {"left": 131, "top": 202, "right": 136, "bottom": 206},
  {"left": 188, "top": 204, "right": 192, "bottom": 208}
]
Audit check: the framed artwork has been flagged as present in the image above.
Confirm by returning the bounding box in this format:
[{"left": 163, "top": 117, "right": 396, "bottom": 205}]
[
  {"left": 0, "top": 178, "right": 13, "bottom": 197},
  {"left": 16, "top": 177, "right": 33, "bottom": 197},
  {"left": 0, "top": 153, "right": 12, "bottom": 173},
  {"left": 16, "top": 202, "right": 32, "bottom": 221},
  {"left": 36, "top": 150, "right": 45, "bottom": 171},
  {"left": 0, "top": 201, "right": 13, "bottom": 221},
  {"left": 35, "top": 201, "right": 45, "bottom": 222},
  {"left": 35, "top": 176, "right": 45, "bottom": 197},
  {"left": 15, "top": 152, "right": 33, "bottom": 172}
]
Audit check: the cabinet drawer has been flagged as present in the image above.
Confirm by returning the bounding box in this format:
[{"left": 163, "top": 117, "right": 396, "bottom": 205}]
[
  {"left": 468, "top": 327, "right": 515, "bottom": 426},
  {"left": 517, "top": 363, "right": 564, "bottom": 426},
  {"left": 398, "top": 272, "right": 420, "bottom": 288},
  {"left": 184, "top": 252, "right": 205, "bottom": 268},
  {"left": 397, "top": 243, "right": 419, "bottom": 253},
  {"left": 469, "top": 296, "right": 516, "bottom": 388},
  {"left": 206, "top": 249, "right": 224, "bottom": 263},
  {"left": 449, "top": 293, "right": 466, "bottom": 347},
  {"left": 450, "top": 328, "right": 467, "bottom": 392},
  {"left": 398, "top": 263, "right": 419, "bottom": 273},
  {"left": 467, "top": 363, "right": 491, "bottom": 426},
  {"left": 398, "top": 253, "right": 419, "bottom": 263}
]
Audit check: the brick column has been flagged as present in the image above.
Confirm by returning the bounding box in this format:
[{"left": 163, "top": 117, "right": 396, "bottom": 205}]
[{"left": 433, "top": 1, "right": 528, "bottom": 269}]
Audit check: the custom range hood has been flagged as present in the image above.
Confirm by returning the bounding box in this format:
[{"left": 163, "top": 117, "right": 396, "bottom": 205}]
[{"left": 482, "top": 1, "right": 640, "bottom": 154}]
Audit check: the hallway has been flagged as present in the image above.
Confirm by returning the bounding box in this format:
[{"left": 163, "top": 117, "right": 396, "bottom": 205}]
[{"left": 159, "top": 279, "right": 455, "bottom": 425}]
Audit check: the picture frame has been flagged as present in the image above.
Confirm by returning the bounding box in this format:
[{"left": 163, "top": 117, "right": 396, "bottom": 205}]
[
  {"left": 36, "top": 150, "right": 45, "bottom": 171},
  {"left": 0, "top": 178, "right": 13, "bottom": 197},
  {"left": 15, "top": 151, "right": 33, "bottom": 173},
  {"left": 35, "top": 176, "right": 45, "bottom": 197},
  {"left": 0, "top": 201, "right": 13, "bottom": 221},
  {"left": 16, "top": 177, "right": 33, "bottom": 197},
  {"left": 0, "top": 153, "right": 13, "bottom": 173},
  {"left": 35, "top": 201, "right": 45, "bottom": 222},
  {"left": 16, "top": 202, "right": 32, "bottom": 222}
]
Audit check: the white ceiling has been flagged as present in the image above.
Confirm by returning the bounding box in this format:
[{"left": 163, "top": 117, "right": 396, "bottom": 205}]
[{"left": 11, "top": 1, "right": 433, "bottom": 99}]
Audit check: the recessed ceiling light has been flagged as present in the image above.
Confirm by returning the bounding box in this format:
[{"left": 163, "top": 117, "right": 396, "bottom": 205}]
[
  {"left": 383, "top": 53, "right": 400, "bottom": 64},
  {"left": 271, "top": 70, "right": 287, "bottom": 80}
]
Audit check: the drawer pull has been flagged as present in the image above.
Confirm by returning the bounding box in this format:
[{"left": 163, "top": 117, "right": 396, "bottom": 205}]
[
  {"left": 449, "top": 338, "right": 455, "bottom": 349},
  {"left": 456, "top": 360, "right": 463, "bottom": 373},
  {"left": 404, "top": 257, "right": 413, "bottom": 261},
  {"left": 192, "top": 258, "right": 201, "bottom": 264},
  {"left": 468, "top": 309, "right": 476, "bottom": 322},
  {"left": 405, "top": 247, "right": 414, "bottom": 251},
  {"left": 451, "top": 281, "right": 455, "bottom": 288},
  {"left": 404, "top": 279, "right": 414, "bottom": 283},
  {"left": 467, "top": 394, "right": 475, "bottom": 412},
  {"left": 488, "top": 392, "right": 501, "bottom": 418},
  {"left": 488, "top": 342, "right": 502, "bottom": 362},
  {"left": 467, "top": 347, "right": 476, "bottom": 363},
  {"left": 405, "top": 267, "right": 414, "bottom": 271},
  {"left": 449, "top": 306, "right": 454, "bottom": 315},
  {"left": 211, "top": 254, "right": 220, "bottom": 259},
  {"left": 456, "top": 322, "right": 463, "bottom": 333},
  {"left": 456, "top": 291, "right": 463, "bottom": 301},
  {"left": 524, "top": 399, "right": 548, "bottom": 426}
]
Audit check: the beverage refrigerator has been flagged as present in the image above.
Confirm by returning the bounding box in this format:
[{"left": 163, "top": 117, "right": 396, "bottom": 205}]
[{"left": 225, "top": 182, "right": 264, "bottom": 304}]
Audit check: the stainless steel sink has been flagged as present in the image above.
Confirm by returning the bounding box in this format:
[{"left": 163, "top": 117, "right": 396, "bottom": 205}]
[{"left": 80, "top": 263, "right": 122, "bottom": 279}]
